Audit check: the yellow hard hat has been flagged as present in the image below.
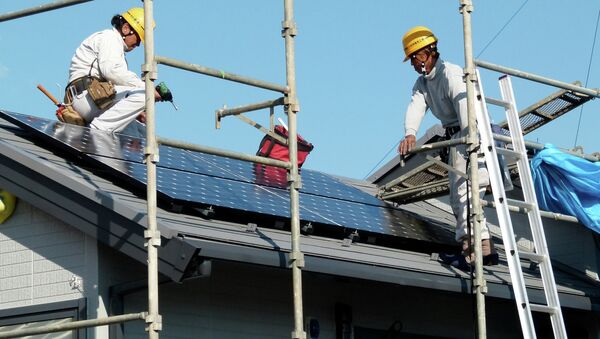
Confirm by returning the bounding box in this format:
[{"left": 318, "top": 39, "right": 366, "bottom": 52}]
[
  {"left": 402, "top": 26, "right": 438, "bottom": 62},
  {"left": 121, "top": 7, "right": 155, "bottom": 44},
  {"left": 0, "top": 189, "right": 17, "bottom": 224}
]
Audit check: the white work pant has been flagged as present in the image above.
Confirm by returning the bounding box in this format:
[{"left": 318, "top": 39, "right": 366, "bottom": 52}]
[
  {"left": 71, "top": 85, "right": 145, "bottom": 133},
  {"left": 448, "top": 130, "right": 491, "bottom": 242}
]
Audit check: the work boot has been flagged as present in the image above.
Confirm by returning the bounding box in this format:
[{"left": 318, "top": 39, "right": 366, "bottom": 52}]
[
  {"left": 463, "top": 237, "right": 499, "bottom": 266},
  {"left": 481, "top": 238, "right": 499, "bottom": 266},
  {"left": 440, "top": 237, "right": 499, "bottom": 270}
]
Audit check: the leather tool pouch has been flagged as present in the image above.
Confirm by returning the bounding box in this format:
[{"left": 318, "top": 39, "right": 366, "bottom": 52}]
[
  {"left": 57, "top": 93, "right": 86, "bottom": 126},
  {"left": 87, "top": 78, "right": 116, "bottom": 110},
  {"left": 59, "top": 105, "right": 86, "bottom": 126}
]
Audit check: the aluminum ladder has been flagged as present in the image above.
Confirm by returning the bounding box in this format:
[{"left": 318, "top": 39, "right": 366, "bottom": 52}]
[{"left": 475, "top": 71, "right": 567, "bottom": 339}]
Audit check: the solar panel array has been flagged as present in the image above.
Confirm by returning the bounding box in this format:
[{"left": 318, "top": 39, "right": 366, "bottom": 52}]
[{"left": 1, "top": 110, "right": 455, "bottom": 245}]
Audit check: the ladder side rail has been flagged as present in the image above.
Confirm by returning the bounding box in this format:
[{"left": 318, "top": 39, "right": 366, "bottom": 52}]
[
  {"left": 499, "top": 76, "right": 568, "bottom": 338},
  {"left": 475, "top": 71, "right": 537, "bottom": 338}
]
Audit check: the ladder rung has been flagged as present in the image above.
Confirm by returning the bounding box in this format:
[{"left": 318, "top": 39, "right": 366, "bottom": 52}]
[
  {"left": 529, "top": 303, "right": 557, "bottom": 315},
  {"left": 518, "top": 251, "right": 546, "bottom": 263},
  {"left": 485, "top": 97, "right": 511, "bottom": 108},
  {"left": 495, "top": 147, "right": 523, "bottom": 160},
  {"left": 505, "top": 198, "right": 536, "bottom": 210}
]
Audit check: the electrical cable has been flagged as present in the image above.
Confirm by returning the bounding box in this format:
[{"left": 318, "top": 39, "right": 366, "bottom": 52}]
[
  {"left": 362, "top": 140, "right": 399, "bottom": 180},
  {"left": 476, "top": 0, "right": 529, "bottom": 58},
  {"left": 574, "top": 8, "right": 600, "bottom": 147}
]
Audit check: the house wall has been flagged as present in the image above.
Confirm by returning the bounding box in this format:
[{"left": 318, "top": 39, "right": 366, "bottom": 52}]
[
  {"left": 0, "top": 199, "right": 106, "bottom": 338},
  {"left": 120, "top": 260, "right": 600, "bottom": 339}
]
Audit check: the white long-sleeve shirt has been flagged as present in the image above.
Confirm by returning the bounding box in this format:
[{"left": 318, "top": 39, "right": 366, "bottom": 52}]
[
  {"left": 404, "top": 58, "right": 468, "bottom": 137},
  {"left": 68, "top": 28, "right": 144, "bottom": 88}
]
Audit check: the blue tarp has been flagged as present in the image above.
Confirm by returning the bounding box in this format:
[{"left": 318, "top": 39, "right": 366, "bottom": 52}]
[{"left": 531, "top": 144, "right": 600, "bottom": 234}]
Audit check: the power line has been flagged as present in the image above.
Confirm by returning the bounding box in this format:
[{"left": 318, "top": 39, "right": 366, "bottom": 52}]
[
  {"left": 362, "top": 140, "right": 399, "bottom": 180},
  {"left": 574, "top": 7, "right": 600, "bottom": 147},
  {"left": 477, "top": 0, "right": 529, "bottom": 58}
]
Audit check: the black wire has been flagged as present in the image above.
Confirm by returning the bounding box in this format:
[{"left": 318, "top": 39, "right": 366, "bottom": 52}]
[
  {"left": 476, "top": 0, "right": 530, "bottom": 58},
  {"left": 574, "top": 8, "right": 600, "bottom": 147},
  {"left": 464, "top": 152, "right": 477, "bottom": 339},
  {"left": 362, "top": 140, "right": 399, "bottom": 180}
]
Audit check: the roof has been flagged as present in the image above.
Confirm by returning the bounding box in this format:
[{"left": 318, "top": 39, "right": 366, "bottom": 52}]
[{"left": 0, "top": 109, "right": 598, "bottom": 311}]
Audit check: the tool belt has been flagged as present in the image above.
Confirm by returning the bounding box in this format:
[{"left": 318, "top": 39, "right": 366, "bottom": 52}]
[
  {"left": 439, "top": 125, "right": 462, "bottom": 164},
  {"left": 66, "top": 76, "right": 116, "bottom": 110},
  {"left": 67, "top": 76, "right": 95, "bottom": 96},
  {"left": 444, "top": 125, "right": 461, "bottom": 138}
]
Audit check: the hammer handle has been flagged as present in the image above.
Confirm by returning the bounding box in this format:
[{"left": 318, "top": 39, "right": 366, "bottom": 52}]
[{"left": 37, "top": 84, "right": 60, "bottom": 106}]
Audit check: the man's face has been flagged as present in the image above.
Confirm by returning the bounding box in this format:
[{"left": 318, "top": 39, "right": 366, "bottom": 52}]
[
  {"left": 409, "top": 48, "right": 435, "bottom": 75},
  {"left": 122, "top": 23, "right": 141, "bottom": 52}
]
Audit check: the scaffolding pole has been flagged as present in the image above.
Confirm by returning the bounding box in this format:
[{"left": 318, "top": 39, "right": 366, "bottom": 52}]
[
  {"left": 0, "top": 0, "right": 92, "bottom": 22},
  {"left": 142, "top": 1, "right": 161, "bottom": 338},
  {"left": 155, "top": 55, "right": 288, "bottom": 94},
  {"left": 475, "top": 60, "right": 600, "bottom": 99},
  {"left": 157, "top": 136, "right": 291, "bottom": 169},
  {"left": 216, "top": 97, "right": 285, "bottom": 121},
  {"left": 282, "top": 1, "right": 306, "bottom": 338},
  {"left": 0, "top": 313, "right": 146, "bottom": 339},
  {"left": 0, "top": 1, "right": 306, "bottom": 338},
  {"left": 460, "top": 1, "right": 487, "bottom": 338}
]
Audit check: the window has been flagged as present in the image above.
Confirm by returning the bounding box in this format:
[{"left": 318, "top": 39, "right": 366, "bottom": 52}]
[{"left": 0, "top": 299, "right": 85, "bottom": 338}]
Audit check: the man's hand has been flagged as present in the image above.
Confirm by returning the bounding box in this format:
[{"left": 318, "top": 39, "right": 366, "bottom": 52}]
[
  {"left": 155, "top": 81, "right": 173, "bottom": 102},
  {"left": 136, "top": 111, "right": 146, "bottom": 123},
  {"left": 398, "top": 134, "right": 416, "bottom": 155}
]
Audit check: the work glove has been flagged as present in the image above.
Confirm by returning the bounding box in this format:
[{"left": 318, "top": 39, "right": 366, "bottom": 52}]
[{"left": 155, "top": 81, "right": 173, "bottom": 102}]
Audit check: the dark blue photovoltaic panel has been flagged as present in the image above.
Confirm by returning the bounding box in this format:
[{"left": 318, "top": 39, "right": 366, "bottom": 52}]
[
  {"left": 0, "top": 110, "right": 455, "bottom": 243},
  {"left": 88, "top": 155, "right": 430, "bottom": 237},
  {"left": 9, "top": 111, "right": 381, "bottom": 206}
]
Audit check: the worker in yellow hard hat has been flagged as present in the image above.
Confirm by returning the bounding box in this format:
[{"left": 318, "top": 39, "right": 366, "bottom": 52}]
[
  {"left": 61, "top": 8, "right": 172, "bottom": 135},
  {"left": 397, "top": 26, "right": 498, "bottom": 270}
]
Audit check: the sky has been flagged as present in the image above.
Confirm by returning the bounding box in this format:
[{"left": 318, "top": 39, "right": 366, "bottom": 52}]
[{"left": 1, "top": 0, "right": 599, "bottom": 180}]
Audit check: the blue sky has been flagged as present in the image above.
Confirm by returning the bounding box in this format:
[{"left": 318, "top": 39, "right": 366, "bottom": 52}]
[{"left": 1, "top": 1, "right": 599, "bottom": 180}]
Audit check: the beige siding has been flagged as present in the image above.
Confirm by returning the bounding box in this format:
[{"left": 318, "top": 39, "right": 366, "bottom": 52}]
[{"left": 0, "top": 200, "right": 86, "bottom": 310}]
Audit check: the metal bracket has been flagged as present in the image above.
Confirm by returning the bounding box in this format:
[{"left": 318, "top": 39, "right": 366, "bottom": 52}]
[
  {"left": 342, "top": 230, "right": 359, "bottom": 247},
  {"left": 283, "top": 96, "right": 300, "bottom": 113},
  {"left": 141, "top": 62, "right": 158, "bottom": 81},
  {"left": 215, "top": 105, "right": 225, "bottom": 129},
  {"left": 144, "top": 230, "right": 162, "bottom": 247},
  {"left": 289, "top": 251, "right": 305, "bottom": 268},
  {"left": 459, "top": 0, "right": 474, "bottom": 13},
  {"left": 245, "top": 223, "right": 258, "bottom": 233},
  {"left": 291, "top": 330, "right": 307, "bottom": 339},
  {"left": 144, "top": 147, "right": 160, "bottom": 164},
  {"left": 462, "top": 68, "right": 478, "bottom": 83},
  {"left": 281, "top": 20, "right": 298, "bottom": 37},
  {"left": 288, "top": 174, "right": 303, "bottom": 189},
  {"left": 145, "top": 314, "right": 163, "bottom": 332},
  {"left": 301, "top": 222, "right": 314, "bottom": 235}
]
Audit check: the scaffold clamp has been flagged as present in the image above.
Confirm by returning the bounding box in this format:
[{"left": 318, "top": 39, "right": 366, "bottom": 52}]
[
  {"left": 281, "top": 20, "right": 298, "bottom": 37},
  {"left": 141, "top": 62, "right": 158, "bottom": 81},
  {"left": 289, "top": 251, "right": 305, "bottom": 268},
  {"left": 291, "top": 330, "right": 307, "bottom": 339},
  {"left": 144, "top": 147, "right": 160, "bottom": 164},
  {"left": 144, "top": 230, "right": 162, "bottom": 247},
  {"left": 145, "top": 314, "right": 163, "bottom": 332}
]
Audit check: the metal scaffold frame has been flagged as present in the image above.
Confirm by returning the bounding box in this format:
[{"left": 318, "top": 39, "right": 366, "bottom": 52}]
[
  {"left": 0, "top": 0, "right": 307, "bottom": 338},
  {"left": 380, "top": 1, "right": 599, "bottom": 338},
  {"left": 2, "top": 1, "right": 600, "bottom": 339},
  {"left": 393, "top": 1, "right": 600, "bottom": 338}
]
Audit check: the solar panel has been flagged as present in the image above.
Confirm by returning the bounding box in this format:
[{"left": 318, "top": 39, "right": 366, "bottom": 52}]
[{"left": 0, "top": 110, "right": 455, "bottom": 245}]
